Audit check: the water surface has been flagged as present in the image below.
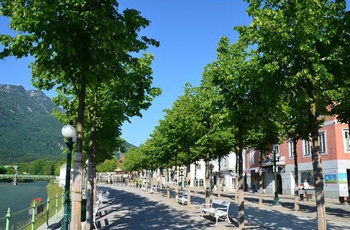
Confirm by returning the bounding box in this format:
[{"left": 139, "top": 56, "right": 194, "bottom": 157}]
[{"left": 0, "top": 181, "right": 48, "bottom": 228}]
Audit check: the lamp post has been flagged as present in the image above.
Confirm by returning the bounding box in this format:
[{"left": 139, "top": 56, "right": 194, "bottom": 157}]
[
  {"left": 209, "top": 163, "right": 214, "bottom": 195},
  {"left": 61, "top": 123, "right": 76, "bottom": 230},
  {"left": 271, "top": 151, "right": 281, "bottom": 206}
]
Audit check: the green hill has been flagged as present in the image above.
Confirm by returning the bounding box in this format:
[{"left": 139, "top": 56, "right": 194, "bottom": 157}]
[
  {"left": 0, "top": 84, "right": 135, "bottom": 164},
  {"left": 0, "top": 84, "right": 64, "bottom": 164}
]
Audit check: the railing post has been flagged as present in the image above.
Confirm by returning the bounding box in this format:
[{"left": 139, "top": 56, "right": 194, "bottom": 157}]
[
  {"left": 31, "top": 204, "right": 36, "bottom": 230},
  {"left": 5, "top": 208, "right": 10, "bottom": 230},
  {"left": 56, "top": 193, "right": 59, "bottom": 219},
  {"left": 46, "top": 196, "right": 50, "bottom": 227},
  {"left": 62, "top": 192, "right": 64, "bottom": 210}
]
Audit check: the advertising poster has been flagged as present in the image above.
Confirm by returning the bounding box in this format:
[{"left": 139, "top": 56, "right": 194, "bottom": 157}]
[
  {"left": 324, "top": 174, "right": 337, "bottom": 184},
  {"left": 338, "top": 173, "right": 347, "bottom": 184}
]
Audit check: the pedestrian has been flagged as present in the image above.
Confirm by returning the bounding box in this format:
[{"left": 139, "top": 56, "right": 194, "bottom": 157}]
[
  {"left": 252, "top": 181, "right": 258, "bottom": 193},
  {"left": 303, "top": 180, "right": 310, "bottom": 194}
]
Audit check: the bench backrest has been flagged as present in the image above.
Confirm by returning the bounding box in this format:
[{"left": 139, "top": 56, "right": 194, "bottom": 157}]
[{"left": 211, "top": 199, "right": 230, "bottom": 211}]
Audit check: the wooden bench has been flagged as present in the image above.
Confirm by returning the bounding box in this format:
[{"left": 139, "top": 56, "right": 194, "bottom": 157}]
[
  {"left": 93, "top": 202, "right": 100, "bottom": 230},
  {"left": 200, "top": 199, "right": 231, "bottom": 225},
  {"left": 148, "top": 187, "right": 155, "bottom": 194},
  {"left": 177, "top": 193, "right": 187, "bottom": 205},
  {"left": 300, "top": 193, "right": 312, "bottom": 201}
]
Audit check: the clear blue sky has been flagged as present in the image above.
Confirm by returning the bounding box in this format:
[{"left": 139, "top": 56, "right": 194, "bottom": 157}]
[{"left": 0, "top": 0, "right": 251, "bottom": 146}]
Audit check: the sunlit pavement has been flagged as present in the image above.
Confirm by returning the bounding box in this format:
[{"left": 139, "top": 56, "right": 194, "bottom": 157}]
[
  {"left": 39, "top": 185, "right": 350, "bottom": 229},
  {"left": 92, "top": 185, "right": 350, "bottom": 230}
]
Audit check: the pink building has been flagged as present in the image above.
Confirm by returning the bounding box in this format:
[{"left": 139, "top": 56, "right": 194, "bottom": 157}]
[{"left": 245, "top": 115, "right": 350, "bottom": 199}]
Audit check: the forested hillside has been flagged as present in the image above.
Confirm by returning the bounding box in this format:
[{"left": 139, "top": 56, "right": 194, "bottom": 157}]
[
  {"left": 0, "top": 84, "right": 64, "bottom": 164},
  {"left": 0, "top": 84, "right": 136, "bottom": 165}
]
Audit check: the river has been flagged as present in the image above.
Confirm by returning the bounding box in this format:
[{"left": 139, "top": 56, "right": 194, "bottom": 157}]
[{"left": 0, "top": 181, "right": 48, "bottom": 228}]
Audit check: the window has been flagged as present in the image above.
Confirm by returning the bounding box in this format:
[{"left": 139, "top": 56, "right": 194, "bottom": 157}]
[
  {"left": 196, "top": 164, "right": 201, "bottom": 170},
  {"left": 221, "top": 157, "right": 228, "bottom": 169},
  {"left": 250, "top": 148, "right": 254, "bottom": 164},
  {"left": 343, "top": 129, "right": 350, "bottom": 152},
  {"left": 300, "top": 171, "right": 314, "bottom": 186},
  {"left": 288, "top": 140, "right": 294, "bottom": 158},
  {"left": 303, "top": 139, "right": 311, "bottom": 156},
  {"left": 199, "top": 179, "right": 204, "bottom": 187},
  {"left": 318, "top": 132, "right": 326, "bottom": 154}
]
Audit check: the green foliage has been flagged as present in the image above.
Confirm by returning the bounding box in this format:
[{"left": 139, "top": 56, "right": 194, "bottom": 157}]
[
  {"left": 6, "top": 165, "right": 16, "bottom": 174},
  {"left": 0, "top": 165, "right": 6, "bottom": 174},
  {"left": 32, "top": 182, "right": 64, "bottom": 229},
  {"left": 237, "top": 1, "right": 349, "bottom": 226},
  {"left": 96, "top": 156, "right": 119, "bottom": 173},
  {"left": 122, "top": 147, "right": 146, "bottom": 172}
]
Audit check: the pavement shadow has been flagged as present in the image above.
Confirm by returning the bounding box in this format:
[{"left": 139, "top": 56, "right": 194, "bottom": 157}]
[
  {"left": 97, "top": 187, "right": 348, "bottom": 230},
  {"left": 235, "top": 196, "right": 347, "bottom": 230},
  {"left": 96, "top": 188, "right": 216, "bottom": 230}
]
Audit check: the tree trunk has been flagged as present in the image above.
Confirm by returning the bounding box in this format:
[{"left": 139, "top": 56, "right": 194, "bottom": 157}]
[
  {"left": 187, "top": 147, "right": 191, "bottom": 206},
  {"left": 205, "top": 152, "right": 211, "bottom": 206},
  {"left": 71, "top": 83, "right": 86, "bottom": 230},
  {"left": 187, "top": 165, "right": 191, "bottom": 206},
  {"left": 175, "top": 155, "right": 178, "bottom": 199},
  {"left": 310, "top": 98, "right": 326, "bottom": 229},
  {"left": 217, "top": 157, "right": 221, "bottom": 199},
  {"left": 293, "top": 137, "right": 299, "bottom": 211},
  {"left": 85, "top": 162, "right": 92, "bottom": 230},
  {"left": 258, "top": 151, "right": 263, "bottom": 206},
  {"left": 237, "top": 143, "right": 244, "bottom": 229},
  {"left": 235, "top": 155, "right": 239, "bottom": 202}
]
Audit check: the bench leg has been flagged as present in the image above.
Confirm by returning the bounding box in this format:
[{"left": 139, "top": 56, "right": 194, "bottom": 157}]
[{"left": 226, "top": 215, "right": 231, "bottom": 224}]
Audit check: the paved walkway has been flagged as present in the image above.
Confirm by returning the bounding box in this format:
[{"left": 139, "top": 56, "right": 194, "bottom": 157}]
[
  {"left": 37, "top": 209, "right": 63, "bottom": 230},
  {"left": 38, "top": 185, "right": 350, "bottom": 229}
]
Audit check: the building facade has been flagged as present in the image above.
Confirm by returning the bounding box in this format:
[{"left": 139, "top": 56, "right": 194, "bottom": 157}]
[
  {"left": 146, "top": 116, "right": 350, "bottom": 200},
  {"left": 246, "top": 115, "right": 350, "bottom": 199}
]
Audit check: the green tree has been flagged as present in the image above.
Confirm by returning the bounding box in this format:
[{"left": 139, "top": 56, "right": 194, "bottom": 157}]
[
  {"left": 207, "top": 37, "right": 256, "bottom": 228},
  {"left": 122, "top": 147, "right": 146, "bottom": 174},
  {"left": 237, "top": 1, "right": 349, "bottom": 228},
  {"left": 96, "top": 156, "right": 119, "bottom": 173},
  {"left": 0, "top": 165, "right": 6, "bottom": 174},
  {"left": 6, "top": 165, "right": 16, "bottom": 174},
  {"left": 0, "top": 1, "right": 159, "bottom": 228}
]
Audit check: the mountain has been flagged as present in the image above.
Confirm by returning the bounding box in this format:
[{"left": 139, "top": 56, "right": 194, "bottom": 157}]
[
  {"left": 0, "top": 84, "right": 64, "bottom": 164},
  {"left": 0, "top": 84, "right": 136, "bottom": 164}
]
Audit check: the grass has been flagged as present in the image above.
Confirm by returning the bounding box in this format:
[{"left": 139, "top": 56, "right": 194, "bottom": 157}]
[{"left": 22, "top": 181, "right": 64, "bottom": 230}]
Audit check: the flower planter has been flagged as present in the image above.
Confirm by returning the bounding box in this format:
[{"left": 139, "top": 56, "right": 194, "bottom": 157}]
[{"left": 29, "top": 204, "right": 44, "bottom": 215}]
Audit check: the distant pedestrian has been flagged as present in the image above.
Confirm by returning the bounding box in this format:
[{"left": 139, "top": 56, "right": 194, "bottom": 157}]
[
  {"left": 303, "top": 180, "right": 310, "bottom": 194},
  {"left": 252, "top": 181, "right": 258, "bottom": 193}
]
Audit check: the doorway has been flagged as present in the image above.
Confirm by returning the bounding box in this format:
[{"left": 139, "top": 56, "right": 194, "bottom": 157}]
[{"left": 277, "top": 174, "right": 282, "bottom": 194}]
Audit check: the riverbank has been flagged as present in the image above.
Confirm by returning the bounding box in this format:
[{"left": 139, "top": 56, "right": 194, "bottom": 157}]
[{"left": 0, "top": 181, "right": 63, "bottom": 229}]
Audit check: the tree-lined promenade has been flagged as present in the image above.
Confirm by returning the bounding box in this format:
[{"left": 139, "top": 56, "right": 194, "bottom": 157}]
[
  {"left": 122, "top": 1, "right": 350, "bottom": 230},
  {"left": 1, "top": 1, "right": 350, "bottom": 230}
]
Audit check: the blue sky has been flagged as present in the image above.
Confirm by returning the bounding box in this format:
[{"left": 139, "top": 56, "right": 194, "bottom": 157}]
[{"left": 0, "top": 0, "right": 251, "bottom": 146}]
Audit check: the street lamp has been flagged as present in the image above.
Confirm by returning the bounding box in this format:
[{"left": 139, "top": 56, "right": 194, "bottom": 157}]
[
  {"left": 179, "top": 167, "right": 184, "bottom": 191},
  {"left": 209, "top": 163, "right": 214, "bottom": 195},
  {"left": 271, "top": 151, "right": 281, "bottom": 206},
  {"left": 61, "top": 123, "right": 76, "bottom": 230}
]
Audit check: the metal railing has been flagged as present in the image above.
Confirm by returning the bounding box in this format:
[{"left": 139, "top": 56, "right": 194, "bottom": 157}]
[
  {"left": 0, "top": 193, "right": 64, "bottom": 230},
  {"left": 0, "top": 174, "right": 57, "bottom": 180}
]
